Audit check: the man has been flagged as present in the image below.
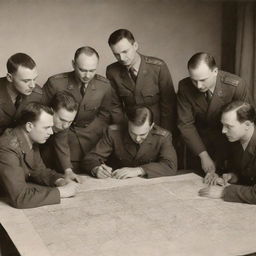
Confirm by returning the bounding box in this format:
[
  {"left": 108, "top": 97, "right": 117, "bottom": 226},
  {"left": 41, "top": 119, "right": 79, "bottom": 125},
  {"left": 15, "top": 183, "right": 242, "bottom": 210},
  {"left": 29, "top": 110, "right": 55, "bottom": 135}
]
[
  {"left": 43, "top": 46, "right": 111, "bottom": 171},
  {"left": 40, "top": 91, "right": 82, "bottom": 183},
  {"left": 81, "top": 107, "right": 177, "bottom": 179},
  {"left": 199, "top": 101, "right": 256, "bottom": 204},
  {"left": 0, "top": 103, "right": 79, "bottom": 209},
  {"left": 0, "top": 53, "right": 44, "bottom": 135},
  {"left": 177, "top": 52, "right": 250, "bottom": 177},
  {"left": 107, "top": 29, "right": 177, "bottom": 134}
]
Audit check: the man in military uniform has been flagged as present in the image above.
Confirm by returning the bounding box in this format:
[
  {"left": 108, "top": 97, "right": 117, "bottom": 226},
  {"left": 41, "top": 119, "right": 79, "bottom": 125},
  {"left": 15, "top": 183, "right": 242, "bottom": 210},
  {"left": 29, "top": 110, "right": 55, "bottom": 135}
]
[
  {"left": 40, "top": 91, "right": 82, "bottom": 183},
  {"left": 199, "top": 101, "right": 256, "bottom": 204},
  {"left": 177, "top": 52, "right": 250, "bottom": 178},
  {"left": 0, "top": 53, "right": 44, "bottom": 135},
  {"left": 43, "top": 46, "right": 111, "bottom": 171},
  {"left": 0, "top": 103, "right": 79, "bottom": 209},
  {"left": 106, "top": 29, "right": 177, "bottom": 134},
  {"left": 81, "top": 107, "right": 177, "bottom": 179}
]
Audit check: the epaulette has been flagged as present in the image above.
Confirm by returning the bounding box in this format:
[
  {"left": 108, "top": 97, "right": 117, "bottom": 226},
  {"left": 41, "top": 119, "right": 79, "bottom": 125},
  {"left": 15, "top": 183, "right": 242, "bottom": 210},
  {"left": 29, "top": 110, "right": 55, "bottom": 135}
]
[
  {"left": 152, "top": 125, "right": 169, "bottom": 137},
  {"left": 9, "top": 136, "right": 19, "bottom": 149},
  {"left": 144, "top": 56, "right": 164, "bottom": 66},
  {"left": 222, "top": 73, "right": 240, "bottom": 87},
  {"left": 50, "top": 72, "right": 69, "bottom": 80},
  {"left": 108, "top": 124, "right": 120, "bottom": 131},
  {"left": 33, "top": 85, "right": 43, "bottom": 94},
  {"left": 95, "top": 74, "right": 109, "bottom": 83}
]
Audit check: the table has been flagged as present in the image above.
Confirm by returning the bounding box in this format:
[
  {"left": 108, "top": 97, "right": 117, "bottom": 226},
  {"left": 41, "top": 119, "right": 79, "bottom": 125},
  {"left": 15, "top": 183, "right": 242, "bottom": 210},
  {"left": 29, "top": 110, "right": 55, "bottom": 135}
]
[{"left": 1, "top": 173, "right": 256, "bottom": 256}]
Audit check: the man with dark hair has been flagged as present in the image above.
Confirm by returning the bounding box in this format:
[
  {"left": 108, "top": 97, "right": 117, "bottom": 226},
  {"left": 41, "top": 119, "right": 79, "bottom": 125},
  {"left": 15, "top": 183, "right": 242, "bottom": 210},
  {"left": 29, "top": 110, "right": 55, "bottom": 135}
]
[
  {"left": 0, "top": 53, "right": 44, "bottom": 134},
  {"left": 81, "top": 107, "right": 177, "bottom": 179},
  {"left": 107, "top": 29, "right": 177, "bottom": 135},
  {"left": 0, "top": 103, "right": 79, "bottom": 209},
  {"left": 199, "top": 101, "right": 256, "bottom": 204},
  {"left": 43, "top": 46, "right": 111, "bottom": 171},
  {"left": 177, "top": 52, "right": 250, "bottom": 179},
  {"left": 40, "top": 91, "right": 82, "bottom": 183}
]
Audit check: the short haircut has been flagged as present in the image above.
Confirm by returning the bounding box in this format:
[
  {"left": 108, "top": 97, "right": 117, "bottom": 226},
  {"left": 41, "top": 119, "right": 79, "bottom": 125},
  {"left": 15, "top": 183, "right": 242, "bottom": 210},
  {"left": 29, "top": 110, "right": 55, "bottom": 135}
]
[
  {"left": 108, "top": 29, "right": 135, "bottom": 46},
  {"left": 16, "top": 102, "right": 54, "bottom": 127},
  {"left": 74, "top": 46, "right": 99, "bottom": 61},
  {"left": 7, "top": 53, "right": 36, "bottom": 74},
  {"left": 50, "top": 91, "right": 78, "bottom": 112},
  {"left": 222, "top": 101, "right": 256, "bottom": 123},
  {"left": 187, "top": 52, "right": 216, "bottom": 70},
  {"left": 126, "top": 106, "right": 153, "bottom": 126}
]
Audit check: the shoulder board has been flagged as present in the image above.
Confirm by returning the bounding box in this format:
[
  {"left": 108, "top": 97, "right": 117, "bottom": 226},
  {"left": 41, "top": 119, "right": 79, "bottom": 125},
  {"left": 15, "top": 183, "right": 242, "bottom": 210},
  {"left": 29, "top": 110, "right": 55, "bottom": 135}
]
[
  {"left": 33, "top": 85, "right": 43, "bottom": 94},
  {"left": 108, "top": 124, "right": 120, "bottom": 131},
  {"left": 152, "top": 125, "right": 169, "bottom": 137},
  {"left": 95, "top": 74, "right": 109, "bottom": 83},
  {"left": 9, "top": 136, "right": 19, "bottom": 149},
  {"left": 221, "top": 72, "right": 240, "bottom": 87},
  {"left": 144, "top": 56, "right": 164, "bottom": 66},
  {"left": 50, "top": 72, "right": 69, "bottom": 80}
]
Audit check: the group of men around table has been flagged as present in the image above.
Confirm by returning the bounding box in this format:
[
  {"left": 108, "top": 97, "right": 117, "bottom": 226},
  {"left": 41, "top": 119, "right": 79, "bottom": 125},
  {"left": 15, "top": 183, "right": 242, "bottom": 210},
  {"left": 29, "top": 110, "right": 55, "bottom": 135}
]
[{"left": 0, "top": 28, "right": 255, "bottom": 209}]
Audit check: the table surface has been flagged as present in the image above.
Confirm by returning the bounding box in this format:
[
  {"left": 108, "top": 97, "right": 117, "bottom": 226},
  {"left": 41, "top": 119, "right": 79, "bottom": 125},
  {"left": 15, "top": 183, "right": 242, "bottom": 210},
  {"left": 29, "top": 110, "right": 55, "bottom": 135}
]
[{"left": 1, "top": 173, "right": 256, "bottom": 256}]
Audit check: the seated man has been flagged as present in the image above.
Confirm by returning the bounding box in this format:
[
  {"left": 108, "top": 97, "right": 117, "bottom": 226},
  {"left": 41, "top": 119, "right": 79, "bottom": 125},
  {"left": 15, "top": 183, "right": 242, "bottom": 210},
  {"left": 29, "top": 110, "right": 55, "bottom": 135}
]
[
  {"left": 0, "top": 103, "right": 79, "bottom": 209},
  {"left": 81, "top": 107, "right": 177, "bottom": 179},
  {"left": 199, "top": 101, "right": 256, "bottom": 204},
  {"left": 40, "top": 91, "right": 82, "bottom": 183}
]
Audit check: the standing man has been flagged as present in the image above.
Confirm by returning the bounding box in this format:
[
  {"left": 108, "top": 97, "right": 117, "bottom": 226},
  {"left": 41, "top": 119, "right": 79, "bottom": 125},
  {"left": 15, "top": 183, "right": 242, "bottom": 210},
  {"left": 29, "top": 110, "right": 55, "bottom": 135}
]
[
  {"left": 0, "top": 103, "right": 79, "bottom": 209},
  {"left": 177, "top": 52, "right": 250, "bottom": 177},
  {"left": 0, "top": 53, "right": 44, "bottom": 134},
  {"left": 106, "top": 29, "right": 177, "bottom": 134},
  {"left": 81, "top": 107, "right": 177, "bottom": 179},
  {"left": 43, "top": 46, "right": 111, "bottom": 171},
  {"left": 199, "top": 101, "right": 256, "bottom": 204},
  {"left": 40, "top": 91, "right": 82, "bottom": 183}
]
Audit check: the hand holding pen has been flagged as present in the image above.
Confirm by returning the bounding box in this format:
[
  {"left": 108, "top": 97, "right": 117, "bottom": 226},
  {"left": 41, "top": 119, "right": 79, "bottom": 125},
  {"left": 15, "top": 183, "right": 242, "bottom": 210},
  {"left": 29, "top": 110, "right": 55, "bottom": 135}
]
[{"left": 92, "top": 159, "right": 113, "bottom": 179}]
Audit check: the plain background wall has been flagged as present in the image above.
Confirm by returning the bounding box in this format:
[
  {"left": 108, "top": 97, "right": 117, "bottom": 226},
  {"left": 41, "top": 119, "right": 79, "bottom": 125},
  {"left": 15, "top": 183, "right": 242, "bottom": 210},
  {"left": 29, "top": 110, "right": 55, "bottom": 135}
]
[{"left": 0, "top": 0, "right": 222, "bottom": 90}]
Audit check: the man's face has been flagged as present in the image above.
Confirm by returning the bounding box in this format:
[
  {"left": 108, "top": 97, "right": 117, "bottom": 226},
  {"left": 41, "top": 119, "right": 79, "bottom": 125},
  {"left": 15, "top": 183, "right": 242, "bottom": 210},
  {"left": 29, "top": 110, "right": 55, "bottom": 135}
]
[
  {"left": 72, "top": 53, "right": 98, "bottom": 84},
  {"left": 221, "top": 110, "right": 248, "bottom": 142},
  {"left": 189, "top": 62, "right": 218, "bottom": 93},
  {"left": 128, "top": 119, "right": 153, "bottom": 144},
  {"left": 28, "top": 111, "right": 54, "bottom": 144},
  {"left": 110, "top": 38, "right": 138, "bottom": 67},
  {"left": 7, "top": 66, "right": 38, "bottom": 95},
  {"left": 53, "top": 108, "right": 77, "bottom": 131}
]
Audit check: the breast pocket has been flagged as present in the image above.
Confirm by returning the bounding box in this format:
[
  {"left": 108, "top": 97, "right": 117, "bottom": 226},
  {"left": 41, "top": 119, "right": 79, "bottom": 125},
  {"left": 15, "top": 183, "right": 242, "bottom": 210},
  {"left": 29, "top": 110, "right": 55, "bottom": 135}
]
[{"left": 141, "top": 86, "right": 160, "bottom": 106}]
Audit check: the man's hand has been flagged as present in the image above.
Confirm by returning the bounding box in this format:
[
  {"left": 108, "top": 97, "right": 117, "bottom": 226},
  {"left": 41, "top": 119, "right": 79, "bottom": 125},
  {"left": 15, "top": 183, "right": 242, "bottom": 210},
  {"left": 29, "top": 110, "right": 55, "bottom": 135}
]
[
  {"left": 198, "top": 186, "right": 224, "bottom": 199},
  {"left": 64, "top": 168, "right": 83, "bottom": 184},
  {"left": 204, "top": 172, "right": 219, "bottom": 185},
  {"left": 199, "top": 151, "right": 216, "bottom": 173},
  {"left": 57, "top": 181, "right": 80, "bottom": 198},
  {"left": 55, "top": 178, "right": 68, "bottom": 187},
  {"left": 112, "top": 167, "right": 145, "bottom": 179},
  {"left": 92, "top": 163, "right": 112, "bottom": 179}
]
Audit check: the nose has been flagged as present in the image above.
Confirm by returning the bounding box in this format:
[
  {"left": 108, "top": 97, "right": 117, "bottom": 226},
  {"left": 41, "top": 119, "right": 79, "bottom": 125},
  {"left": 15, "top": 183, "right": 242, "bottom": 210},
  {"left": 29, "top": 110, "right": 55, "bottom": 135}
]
[
  {"left": 222, "top": 126, "right": 227, "bottom": 134},
  {"left": 135, "top": 136, "right": 141, "bottom": 143},
  {"left": 120, "top": 53, "right": 126, "bottom": 61},
  {"left": 196, "top": 81, "right": 203, "bottom": 89},
  {"left": 48, "top": 127, "right": 54, "bottom": 135},
  {"left": 29, "top": 80, "right": 35, "bottom": 89},
  {"left": 63, "top": 122, "right": 69, "bottom": 129}
]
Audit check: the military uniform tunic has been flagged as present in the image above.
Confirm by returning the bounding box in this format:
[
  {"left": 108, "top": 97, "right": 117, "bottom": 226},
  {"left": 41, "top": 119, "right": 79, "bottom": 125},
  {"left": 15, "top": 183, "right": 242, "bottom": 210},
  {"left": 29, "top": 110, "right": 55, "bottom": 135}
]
[
  {"left": 0, "top": 128, "right": 62, "bottom": 209},
  {"left": 177, "top": 70, "right": 250, "bottom": 169},
  {"left": 0, "top": 77, "right": 44, "bottom": 135},
  {"left": 106, "top": 54, "right": 177, "bottom": 133},
  {"left": 81, "top": 124, "right": 177, "bottom": 178},
  {"left": 43, "top": 71, "right": 111, "bottom": 170},
  {"left": 224, "top": 128, "right": 256, "bottom": 204}
]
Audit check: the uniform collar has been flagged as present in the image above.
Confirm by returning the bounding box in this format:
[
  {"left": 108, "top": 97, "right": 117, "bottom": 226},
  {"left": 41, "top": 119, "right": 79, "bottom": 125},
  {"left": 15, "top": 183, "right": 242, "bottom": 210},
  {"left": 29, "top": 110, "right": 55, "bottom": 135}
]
[{"left": 14, "top": 127, "right": 33, "bottom": 153}]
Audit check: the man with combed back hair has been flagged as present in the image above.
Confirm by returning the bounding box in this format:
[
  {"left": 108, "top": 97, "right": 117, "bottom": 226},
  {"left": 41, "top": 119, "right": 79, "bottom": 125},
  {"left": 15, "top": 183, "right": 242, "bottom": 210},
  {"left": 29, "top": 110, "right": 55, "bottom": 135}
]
[
  {"left": 177, "top": 52, "right": 250, "bottom": 180},
  {"left": 81, "top": 107, "right": 177, "bottom": 179},
  {"left": 0, "top": 103, "right": 79, "bottom": 209},
  {"left": 106, "top": 29, "right": 177, "bottom": 135},
  {"left": 43, "top": 46, "right": 111, "bottom": 172},
  {"left": 199, "top": 101, "right": 256, "bottom": 204},
  {"left": 0, "top": 53, "right": 44, "bottom": 135}
]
